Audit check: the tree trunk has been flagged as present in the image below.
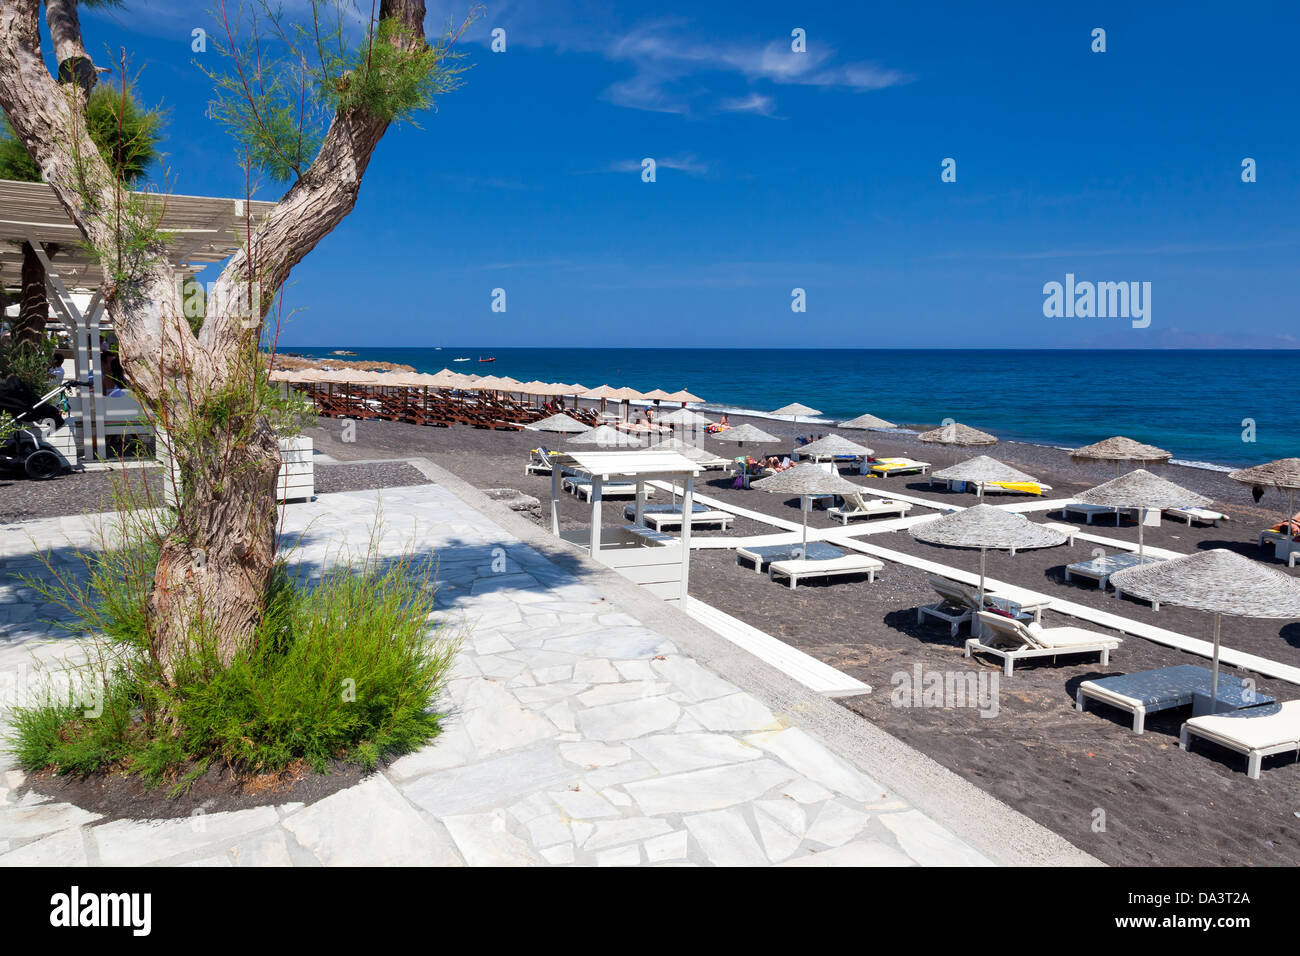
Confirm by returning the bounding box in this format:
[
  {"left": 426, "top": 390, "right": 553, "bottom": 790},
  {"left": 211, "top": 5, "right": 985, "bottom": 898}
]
[
  {"left": 150, "top": 417, "right": 282, "bottom": 678},
  {"left": 14, "top": 240, "right": 50, "bottom": 345}
]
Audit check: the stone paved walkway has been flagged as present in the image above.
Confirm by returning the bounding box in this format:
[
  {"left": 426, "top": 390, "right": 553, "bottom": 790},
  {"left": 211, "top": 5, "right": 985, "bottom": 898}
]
[{"left": 0, "top": 483, "right": 993, "bottom": 866}]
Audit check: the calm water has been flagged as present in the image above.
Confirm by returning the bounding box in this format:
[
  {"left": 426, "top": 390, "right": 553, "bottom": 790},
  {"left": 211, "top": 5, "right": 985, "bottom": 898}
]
[{"left": 279, "top": 348, "right": 1299, "bottom": 469}]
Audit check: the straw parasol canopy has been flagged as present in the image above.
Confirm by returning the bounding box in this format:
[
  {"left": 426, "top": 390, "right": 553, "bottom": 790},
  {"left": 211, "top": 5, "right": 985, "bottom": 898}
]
[
  {"left": 1071, "top": 436, "right": 1172, "bottom": 475},
  {"left": 666, "top": 389, "right": 703, "bottom": 404},
  {"left": 713, "top": 423, "right": 780, "bottom": 446},
  {"left": 911, "top": 505, "right": 1068, "bottom": 620},
  {"left": 583, "top": 384, "right": 618, "bottom": 400},
  {"left": 752, "top": 462, "right": 865, "bottom": 550},
  {"left": 771, "top": 402, "right": 822, "bottom": 427},
  {"left": 917, "top": 422, "right": 997, "bottom": 446},
  {"left": 839, "top": 412, "right": 897, "bottom": 431},
  {"left": 568, "top": 424, "right": 643, "bottom": 447},
  {"left": 796, "top": 434, "right": 873, "bottom": 460},
  {"left": 1229, "top": 458, "right": 1300, "bottom": 551},
  {"left": 641, "top": 388, "right": 675, "bottom": 402},
  {"left": 1076, "top": 469, "right": 1211, "bottom": 560},
  {"left": 530, "top": 412, "right": 592, "bottom": 434},
  {"left": 1110, "top": 549, "right": 1300, "bottom": 713},
  {"left": 657, "top": 407, "right": 713, "bottom": 428},
  {"left": 931, "top": 455, "right": 1039, "bottom": 498}
]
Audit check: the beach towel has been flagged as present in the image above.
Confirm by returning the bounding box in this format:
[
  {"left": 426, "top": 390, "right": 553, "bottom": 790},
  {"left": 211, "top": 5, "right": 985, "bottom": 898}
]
[{"left": 988, "top": 481, "right": 1043, "bottom": 495}]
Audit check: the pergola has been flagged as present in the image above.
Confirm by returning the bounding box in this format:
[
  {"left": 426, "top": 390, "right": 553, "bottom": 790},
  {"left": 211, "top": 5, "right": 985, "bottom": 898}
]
[
  {"left": 549, "top": 449, "right": 704, "bottom": 603},
  {"left": 0, "top": 179, "right": 275, "bottom": 461}
]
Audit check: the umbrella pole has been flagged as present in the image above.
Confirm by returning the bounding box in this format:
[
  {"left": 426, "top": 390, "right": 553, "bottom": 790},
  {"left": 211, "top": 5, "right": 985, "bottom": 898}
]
[
  {"left": 976, "top": 548, "right": 987, "bottom": 638},
  {"left": 1138, "top": 516, "right": 1145, "bottom": 562},
  {"left": 801, "top": 496, "right": 810, "bottom": 553},
  {"left": 1209, "top": 612, "right": 1222, "bottom": 716}
]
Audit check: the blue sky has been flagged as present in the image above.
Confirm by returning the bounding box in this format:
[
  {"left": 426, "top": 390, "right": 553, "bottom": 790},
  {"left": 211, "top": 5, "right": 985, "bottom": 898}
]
[{"left": 62, "top": 1, "right": 1300, "bottom": 348}]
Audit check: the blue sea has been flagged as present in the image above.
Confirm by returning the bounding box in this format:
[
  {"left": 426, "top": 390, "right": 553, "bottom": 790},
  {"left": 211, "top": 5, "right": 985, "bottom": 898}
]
[{"left": 279, "top": 348, "right": 1299, "bottom": 470}]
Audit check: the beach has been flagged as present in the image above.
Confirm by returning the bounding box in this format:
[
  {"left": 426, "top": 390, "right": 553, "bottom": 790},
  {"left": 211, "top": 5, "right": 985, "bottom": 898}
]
[{"left": 282, "top": 405, "right": 1300, "bottom": 867}]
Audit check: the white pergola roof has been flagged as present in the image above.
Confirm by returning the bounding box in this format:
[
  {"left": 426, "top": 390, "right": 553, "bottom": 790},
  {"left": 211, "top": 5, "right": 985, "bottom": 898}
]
[
  {"left": 0, "top": 179, "right": 276, "bottom": 286},
  {"left": 561, "top": 450, "right": 704, "bottom": 480}
]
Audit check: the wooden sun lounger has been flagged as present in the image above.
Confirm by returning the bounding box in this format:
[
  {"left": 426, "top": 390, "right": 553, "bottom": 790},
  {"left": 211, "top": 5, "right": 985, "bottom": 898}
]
[
  {"left": 969, "top": 612, "right": 1121, "bottom": 676},
  {"left": 1076, "top": 664, "right": 1274, "bottom": 735},
  {"left": 826, "top": 496, "right": 911, "bottom": 525},
  {"left": 1181, "top": 700, "right": 1300, "bottom": 778},
  {"left": 768, "top": 554, "right": 884, "bottom": 590}
]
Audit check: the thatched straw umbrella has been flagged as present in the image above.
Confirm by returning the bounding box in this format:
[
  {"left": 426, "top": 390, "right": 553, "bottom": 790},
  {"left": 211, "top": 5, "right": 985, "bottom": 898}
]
[
  {"left": 911, "top": 505, "right": 1068, "bottom": 633},
  {"left": 752, "top": 462, "right": 865, "bottom": 552},
  {"left": 530, "top": 412, "right": 591, "bottom": 434},
  {"left": 931, "top": 455, "right": 1039, "bottom": 499},
  {"left": 1075, "top": 469, "right": 1211, "bottom": 560},
  {"left": 713, "top": 423, "right": 780, "bottom": 447},
  {"left": 568, "top": 424, "right": 643, "bottom": 448},
  {"left": 1110, "top": 549, "right": 1300, "bottom": 713},
  {"left": 658, "top": 407, "right": 713, "bottom": 428},
  {"left": 795, "top": 434, "right": 873, "bottom": 462},
  {"left": 838, "top": 412, "right": 897, "bottom": 431},
  {"left": 917, "top": 422, "right": 997, "bottom": 447},
  {"left": 771, "top": 402, "right": 823, "bottom": 430},
  {"left": 666, "top": 389, "right": 703, "bottom": 406},
  {"left": 582, "top": 384, "right": 618, "bottom": 416},
  {"left": 1071, "top": 436, "right": 1172, "bottom": 477},
  {"left": 1229, "top": 458, "right": 1300, "bottom": 555}
]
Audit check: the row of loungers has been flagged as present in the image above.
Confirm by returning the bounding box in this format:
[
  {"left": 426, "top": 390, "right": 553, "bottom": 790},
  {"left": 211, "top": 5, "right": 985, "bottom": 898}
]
[{"left": 916, "top": 575, "right": 1298, "bottom": 778}]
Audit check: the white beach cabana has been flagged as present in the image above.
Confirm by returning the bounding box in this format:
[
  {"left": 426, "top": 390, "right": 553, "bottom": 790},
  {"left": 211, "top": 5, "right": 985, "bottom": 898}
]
[
  {"left": 548, "top": 449, "right": 705, "bottom": 603},
  {"left": 0, "top": 179, "right": 274, "bottom": 463}
]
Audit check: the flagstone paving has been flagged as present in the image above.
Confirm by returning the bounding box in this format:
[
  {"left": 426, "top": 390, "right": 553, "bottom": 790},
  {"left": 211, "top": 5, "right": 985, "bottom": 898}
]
[{"left": 0, "top": 484, "right": 993, "bottom": 866}]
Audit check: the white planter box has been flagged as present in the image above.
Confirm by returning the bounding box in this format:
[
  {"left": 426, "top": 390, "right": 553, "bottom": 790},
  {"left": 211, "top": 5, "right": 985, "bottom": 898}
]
[{"left": 161, "top": 435, "right": 314, "bottom": 506}]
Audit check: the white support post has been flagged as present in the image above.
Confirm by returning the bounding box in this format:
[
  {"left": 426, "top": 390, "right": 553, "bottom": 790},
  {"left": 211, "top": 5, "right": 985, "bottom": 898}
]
[
  {"left": 550, "top": 465, "right": 561, "bottom": 535},
  {"left": 589, "top": 477, "right": 603, "bottom": 560},
  {"left": 634, "top": 480, "right": 646, "bottom": 526},
  {"left": 679, "top": 476, "right": 695, "bottom": 603}
]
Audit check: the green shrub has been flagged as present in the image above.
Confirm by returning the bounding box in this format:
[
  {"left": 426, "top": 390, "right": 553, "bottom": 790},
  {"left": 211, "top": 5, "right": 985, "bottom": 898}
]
[{"left": 9, "top": 476, "right": 458, "bottom": 791}]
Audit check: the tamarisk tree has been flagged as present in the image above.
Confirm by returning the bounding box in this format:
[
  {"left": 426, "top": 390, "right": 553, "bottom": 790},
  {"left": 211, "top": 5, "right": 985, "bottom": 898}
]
[{"left": 0, "top": 0, "right": 472, "bottom": 678}]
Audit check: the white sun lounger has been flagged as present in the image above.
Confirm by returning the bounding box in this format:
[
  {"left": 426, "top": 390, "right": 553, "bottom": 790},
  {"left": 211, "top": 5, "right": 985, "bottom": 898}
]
[
  {"left": 768, "top": 554, "right": 885, "bottom": 590},
  {"left": 525, "top": 447, "right": 557, "bottom": 476},
  {"left": 1164, "top": 506, "right": 1228, "bottom": 527},
  {"left": 869, "top": 457, "right": 930, "bottom": 477},
  {"left": 968, "top": 612, "right": 1121, "bottom": 676},
  {"left": 1060, "top": 502, "right": 1121, "bottom": 524},
  {"left": 917, "top": 577, "right": 1048, "bottom": 636},
  {"left": 563, "top": 477, "right": 652, "bottom": 501},
  {"left": 1181, "top": 700, "right": 1300, "bottom": 778},
  {"left": 642, "top": 510, "right": 733, "bottom": 531},
  {"left": 827, "top": 494, "right": 912, "bottom": 525},
  {"left": 1076, "top": 665, "right": 1273, "bottom": 735}
]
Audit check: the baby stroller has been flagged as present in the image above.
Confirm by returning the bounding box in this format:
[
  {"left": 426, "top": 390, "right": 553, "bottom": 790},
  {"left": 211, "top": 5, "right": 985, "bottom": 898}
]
[{"left": 0, "top": 374, "right": 76, "bottom": 480}]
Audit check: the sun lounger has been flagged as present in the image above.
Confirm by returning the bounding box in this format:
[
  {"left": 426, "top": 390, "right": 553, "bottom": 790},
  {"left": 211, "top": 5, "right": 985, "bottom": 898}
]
[
  {"left": 768, "top": 554, "right": 885, "bottom": 589},
  {"left": 563, "top": 477, "right": 653, "bottom": 501},
  {"left": 981, "top": 481, "right": 1052, "bottom": 496},
  {"left": 641, "top": 510, "right": 733, "bottom": 531},
  {"left": 1180, "top": 700, "right": 1300, "bottom": 778},
  {"left": 970, "top": 612, "right": 1121, "bottom": 676},
  {"left": 1258, "top": 529, "right": 1300, "bottom": 562},
  {"left": 525, "top": 446, "right": 558, "bottom": 476},
  {"left": 623, "top": 525, "right": 677, "bottom": 547},
  {"left": 1059, "top": 502, "right": 1121, "bottom": 524},
  {"left": 916, "top": 577, "right": 1047, "bottom": 636},
  {"left": 1064, "top": 552, "right": 1163, "bottom": 600},
  {"left": 1076, "top": 664, "right": 1274, "bottom": 735},
  {"left": 827, "top": 494, "right": 912, "bottom": 525},
  {"left": 870, "top": 457, "right": 930, "bottom": 477},
  {"left": 737, "top": 541, "right": 843, "bottom": 573},
  {"left": 1164, "top": 506, "right": 1228, "bottom": 527}
]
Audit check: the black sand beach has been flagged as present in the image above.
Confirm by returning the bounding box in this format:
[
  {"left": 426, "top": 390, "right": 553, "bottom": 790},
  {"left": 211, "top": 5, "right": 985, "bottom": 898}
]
[
  {"left": 297, "top": 407, "right": 1300, "bottom": 866},
  {"left": 8, "top": 407, "right": 1298, "bottom": 865}
]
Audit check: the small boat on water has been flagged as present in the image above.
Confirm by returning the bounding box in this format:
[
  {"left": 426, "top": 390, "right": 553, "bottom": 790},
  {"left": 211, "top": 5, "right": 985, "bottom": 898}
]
[
  {"left": 330, "top": 349, "right": 357, "bottom": 356},
  {"left": 478, "top": 356, "right": 496, "bottom": 363},
  {"left": 453, "top": 357, "right": 471, "bottom": 362}
]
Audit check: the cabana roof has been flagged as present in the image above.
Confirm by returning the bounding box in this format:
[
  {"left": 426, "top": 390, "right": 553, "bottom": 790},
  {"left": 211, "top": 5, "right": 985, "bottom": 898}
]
[
  {"left": 560, "top": 449, "right": 703, "bottom": 480},
  {"left": 0, "top": 178, "right": 276, "bottom": 286}
]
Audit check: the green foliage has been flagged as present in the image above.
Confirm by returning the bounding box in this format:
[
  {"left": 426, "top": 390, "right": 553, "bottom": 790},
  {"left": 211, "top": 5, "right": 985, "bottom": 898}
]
[
  {"left": 0, "top": 84, "right": 163, "bottom": 186},
  {"left": 9, "top": 477, "right": 457, "bottom": 788},
  {"left": 261, "top": 377, "right": 317, "bottom": 438},
  {"left": 202, "top": 2, "right": 472, "bottom": 183},
  {"left": 0, "top": 410, "right": 18, "bottom": 445},
  {"left": 0, "top": 333, "right": 58, "bottom": 395}
]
